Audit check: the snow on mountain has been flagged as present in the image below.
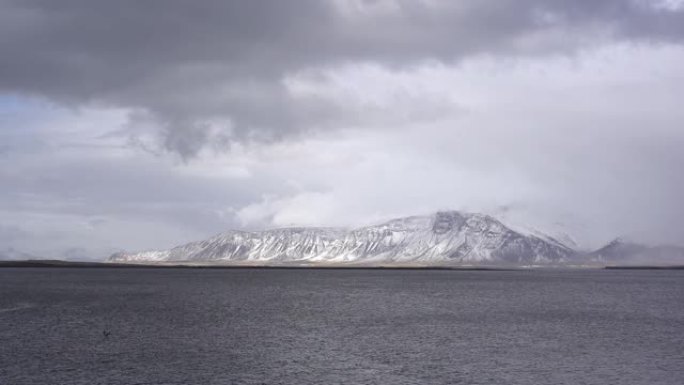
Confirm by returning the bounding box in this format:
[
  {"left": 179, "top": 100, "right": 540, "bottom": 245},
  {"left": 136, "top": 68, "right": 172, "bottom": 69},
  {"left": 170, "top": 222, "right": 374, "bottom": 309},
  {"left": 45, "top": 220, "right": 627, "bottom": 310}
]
[
  {"left": 586, "top": 238, "right": 684, "bottom": 265},
  {"left": 109, "top": 211, "right": 576, "bottom": 265}
]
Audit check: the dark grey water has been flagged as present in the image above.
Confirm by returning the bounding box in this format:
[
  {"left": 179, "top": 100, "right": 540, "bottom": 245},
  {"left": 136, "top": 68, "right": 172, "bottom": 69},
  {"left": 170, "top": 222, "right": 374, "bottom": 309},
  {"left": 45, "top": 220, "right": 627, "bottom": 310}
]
[{"left": 1, "top": 268, "right": 683, "bottom": 385}]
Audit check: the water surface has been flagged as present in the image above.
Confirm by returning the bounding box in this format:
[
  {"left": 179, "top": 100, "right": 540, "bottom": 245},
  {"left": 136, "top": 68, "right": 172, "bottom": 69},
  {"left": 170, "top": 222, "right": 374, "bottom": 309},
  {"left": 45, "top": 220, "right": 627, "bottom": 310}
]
[{"left": 1, "top": 268, "right": 682, "bottom": 384}]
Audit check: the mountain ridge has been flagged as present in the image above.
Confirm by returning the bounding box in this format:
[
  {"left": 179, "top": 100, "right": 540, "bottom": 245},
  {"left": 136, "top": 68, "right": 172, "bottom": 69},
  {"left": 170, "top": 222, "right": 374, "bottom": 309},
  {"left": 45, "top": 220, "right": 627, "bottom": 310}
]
[
  {"left": 109, "top": 211, "right": 576, "bottom": 265},
  {"left": 586, "top": 237, "right": 684, "bottom": 265},
  {"left": 109, "top": 211, "right": 684, "bottom": 266}
]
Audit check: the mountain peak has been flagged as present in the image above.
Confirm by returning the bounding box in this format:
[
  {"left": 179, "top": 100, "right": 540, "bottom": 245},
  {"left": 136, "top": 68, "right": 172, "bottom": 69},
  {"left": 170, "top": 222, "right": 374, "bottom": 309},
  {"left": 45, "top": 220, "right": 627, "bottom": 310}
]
[
  {"left": 110, "top": 210, "right": 576, "bottom": 265},
  {"left": 588, "top": 237, "right": 684, "bottom": 264}
]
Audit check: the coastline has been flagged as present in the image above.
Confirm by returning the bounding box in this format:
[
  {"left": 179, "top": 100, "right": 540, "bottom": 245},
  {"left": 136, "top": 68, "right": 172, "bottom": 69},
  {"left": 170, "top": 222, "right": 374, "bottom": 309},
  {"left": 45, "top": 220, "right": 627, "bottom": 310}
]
[{"left": 1, "top": 260, "right": 682, "bottom": 270}]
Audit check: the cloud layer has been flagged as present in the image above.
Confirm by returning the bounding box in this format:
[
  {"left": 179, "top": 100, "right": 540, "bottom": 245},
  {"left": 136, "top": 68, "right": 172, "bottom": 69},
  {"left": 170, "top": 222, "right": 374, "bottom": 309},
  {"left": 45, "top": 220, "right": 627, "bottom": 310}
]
[
  {"left": 1, "top": 0, "right": 684, "bottom": 258},
  {"left": 2, "top": 0, "right": 684, "bottom": 156}
]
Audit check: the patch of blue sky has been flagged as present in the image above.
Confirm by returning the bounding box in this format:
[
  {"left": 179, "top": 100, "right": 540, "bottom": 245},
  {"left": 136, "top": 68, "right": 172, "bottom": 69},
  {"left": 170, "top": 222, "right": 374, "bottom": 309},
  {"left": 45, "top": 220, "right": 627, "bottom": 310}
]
[{"left": 0, "top": 95, "right": 62, "bottom": 153}]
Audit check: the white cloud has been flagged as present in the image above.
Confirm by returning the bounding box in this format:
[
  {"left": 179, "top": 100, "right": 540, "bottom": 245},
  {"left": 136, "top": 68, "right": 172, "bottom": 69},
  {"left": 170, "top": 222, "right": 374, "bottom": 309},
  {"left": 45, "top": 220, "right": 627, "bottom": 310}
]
[
  {"left": 235, "top": 42, "right": 684, "bottom": 247},
  {"left": 2, "top": 40, "right": 684, "bottom": 258}
]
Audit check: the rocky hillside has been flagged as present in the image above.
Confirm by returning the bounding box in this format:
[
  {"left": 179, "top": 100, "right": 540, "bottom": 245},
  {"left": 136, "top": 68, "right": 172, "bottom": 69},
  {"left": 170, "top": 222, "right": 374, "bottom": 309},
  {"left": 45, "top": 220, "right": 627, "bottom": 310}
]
[{"left": 109, "top": 211, "right": 576, "bottom": 265}]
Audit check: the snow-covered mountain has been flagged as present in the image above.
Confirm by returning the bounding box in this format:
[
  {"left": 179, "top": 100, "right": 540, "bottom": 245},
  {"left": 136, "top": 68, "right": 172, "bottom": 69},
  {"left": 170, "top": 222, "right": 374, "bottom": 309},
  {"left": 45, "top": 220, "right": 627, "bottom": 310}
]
[
  {"left": 585, "top": 238, "right": 684, "bottom": 265},
  {"left": 109, "top": 211, "right": 576, "bottom": 265}
]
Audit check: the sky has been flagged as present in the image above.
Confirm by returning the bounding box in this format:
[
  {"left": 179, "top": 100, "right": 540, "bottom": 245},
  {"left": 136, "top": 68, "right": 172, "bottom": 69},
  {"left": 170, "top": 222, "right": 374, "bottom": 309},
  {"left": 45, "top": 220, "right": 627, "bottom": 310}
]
[{"left": 1, "top": 0, "right": 684, "bottom": 260}]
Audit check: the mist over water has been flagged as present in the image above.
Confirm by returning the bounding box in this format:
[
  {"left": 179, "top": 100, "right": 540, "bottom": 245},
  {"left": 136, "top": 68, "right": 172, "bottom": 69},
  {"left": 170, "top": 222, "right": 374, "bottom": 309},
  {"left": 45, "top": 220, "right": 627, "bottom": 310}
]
[{"left": 1, "top": 268, "right": 683, "bottom": 385}]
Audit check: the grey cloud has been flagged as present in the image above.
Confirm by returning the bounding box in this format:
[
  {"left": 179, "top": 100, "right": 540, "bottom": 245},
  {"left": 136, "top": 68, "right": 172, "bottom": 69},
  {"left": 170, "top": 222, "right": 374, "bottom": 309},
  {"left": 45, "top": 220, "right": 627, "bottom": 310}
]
[
  {"left": 0, "top": 153, "right": 261, "bottom": 227},
  {"left": 0, "top": 142, "right": 296, "bottom": 257},
  {"left": 3, "top": 0, "right": 684, "bottom": 258},
  {"left": 2, "top": 0, "right": 683, "bottom": 157},
  {"left": 0, "top": 224, "right": 29, "bottom": 242}
]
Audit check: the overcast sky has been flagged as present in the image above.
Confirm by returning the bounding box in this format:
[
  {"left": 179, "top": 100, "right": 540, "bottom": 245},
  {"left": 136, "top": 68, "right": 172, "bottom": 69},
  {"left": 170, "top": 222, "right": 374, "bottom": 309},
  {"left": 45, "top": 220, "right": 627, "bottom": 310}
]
[{"left": 1, "top": 0, "right": 684, "bottom": 259}]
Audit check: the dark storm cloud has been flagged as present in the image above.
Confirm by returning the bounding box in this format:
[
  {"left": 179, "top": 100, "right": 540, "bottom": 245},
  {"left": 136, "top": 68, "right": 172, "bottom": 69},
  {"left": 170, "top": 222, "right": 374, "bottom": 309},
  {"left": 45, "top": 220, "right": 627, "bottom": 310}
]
[{"left": 1, "top": 0, "right": 683, "bottom": 157}]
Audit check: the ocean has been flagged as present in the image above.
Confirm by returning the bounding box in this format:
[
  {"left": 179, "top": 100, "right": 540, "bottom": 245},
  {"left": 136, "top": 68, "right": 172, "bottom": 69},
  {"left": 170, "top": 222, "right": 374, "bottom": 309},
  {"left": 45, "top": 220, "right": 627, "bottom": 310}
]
[{"left": 1, "top": 268, "right": 682, "bottom": 384}]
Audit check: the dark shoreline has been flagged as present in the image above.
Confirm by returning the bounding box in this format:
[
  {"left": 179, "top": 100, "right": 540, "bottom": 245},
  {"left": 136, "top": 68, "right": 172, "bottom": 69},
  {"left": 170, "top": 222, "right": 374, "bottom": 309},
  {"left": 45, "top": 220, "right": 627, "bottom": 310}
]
[
  {"left": 605, "top": 265, "right": 684, "bottom": 270},
  {"left": 0, "top": 260, "right": 514, "bottom": 270},
  {"left": 1, "top": 259, "right": 683, "bottom": 270}
]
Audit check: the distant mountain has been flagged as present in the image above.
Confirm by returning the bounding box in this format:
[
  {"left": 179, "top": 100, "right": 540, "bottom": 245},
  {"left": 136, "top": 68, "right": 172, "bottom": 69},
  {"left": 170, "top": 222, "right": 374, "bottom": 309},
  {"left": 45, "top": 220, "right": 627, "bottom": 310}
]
[
  {"left": 586, "top": 238, "right": 684, "bottom": 265},
  {"left": 0, "top": 248, "right": 36, "bottom": 260},
  {"left": 109, "top": 211, "right": 576, "bottom": 265}
]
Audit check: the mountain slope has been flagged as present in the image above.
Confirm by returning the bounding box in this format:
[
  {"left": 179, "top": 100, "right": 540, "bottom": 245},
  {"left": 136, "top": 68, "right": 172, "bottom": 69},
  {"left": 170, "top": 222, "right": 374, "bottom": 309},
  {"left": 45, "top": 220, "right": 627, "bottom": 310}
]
[
  {"left": 586, "top": 238, "right": 684, "bottom": 265},
  {"left": 109, "top": 211, "right": 576, "bottom": 265}
]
